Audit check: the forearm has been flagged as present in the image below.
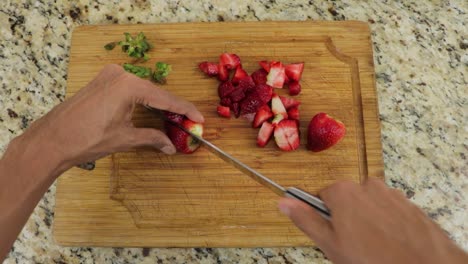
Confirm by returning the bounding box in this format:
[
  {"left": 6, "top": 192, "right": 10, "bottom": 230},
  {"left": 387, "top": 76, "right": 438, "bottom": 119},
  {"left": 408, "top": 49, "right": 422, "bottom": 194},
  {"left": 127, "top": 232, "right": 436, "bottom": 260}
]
[{"left": 0, "top": 132, "right": 66, "bottom": 259}]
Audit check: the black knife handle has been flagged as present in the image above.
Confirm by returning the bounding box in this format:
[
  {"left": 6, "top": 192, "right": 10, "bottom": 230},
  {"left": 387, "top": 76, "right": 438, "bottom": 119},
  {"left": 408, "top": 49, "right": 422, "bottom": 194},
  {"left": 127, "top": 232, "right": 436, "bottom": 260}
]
[{"left": 285, "top": 187, "right": 331, "bottom": 220}]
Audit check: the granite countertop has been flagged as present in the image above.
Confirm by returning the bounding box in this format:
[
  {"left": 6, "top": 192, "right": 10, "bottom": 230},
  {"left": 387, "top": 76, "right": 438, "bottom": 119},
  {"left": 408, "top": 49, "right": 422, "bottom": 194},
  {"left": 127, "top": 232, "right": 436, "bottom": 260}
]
[{"left": 1, "top": 0, "right": 466, "bottom": 263}]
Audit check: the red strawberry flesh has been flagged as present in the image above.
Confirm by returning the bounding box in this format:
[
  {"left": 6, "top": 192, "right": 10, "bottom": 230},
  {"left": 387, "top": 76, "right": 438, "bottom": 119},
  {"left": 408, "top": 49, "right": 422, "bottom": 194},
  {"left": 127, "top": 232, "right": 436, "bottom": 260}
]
[
  {"left": 218, "top": 64, "right": 229, "bottom": 81},
  {"left": 165, "top": 119, "right": 204, "bottom": 154},
  {"left": 266, "top": 61, "right": 286, "bottom": 88},
  {"left": 217, "top": 105, "right": 231, "bottom": 118},
  {"left": 259, "top": 60, "right": 270, "bottom": 72},
  {"left": 257, "top": 122, "right": 274, "bottom": 147},
  {"left": 274, "top": 119, "right": 300, "bottom": 151},
  {"left": 285, "top": 63, "right": 304, "bottom": 81},
  {"left": 251, "top": 68, "right": 268, "bottom": 85},
  {"left": 288, "top": 81, "right": 301, "bottom": 96},
  {"left": 232, "top": 66, "right": 249, "bottom": 84},
  {"left": 253, "top": 104, "right": 273, "bottom": 128},
  {"left": 307, "top": 113, "right": 346, "bottom": 152},
  {"left": 287, "top": 106, "right": 299, "bottom": 121},
  {"left": 279, "top": 95, "right": 301, "bottom": 109},
  {"left": 198, "top": 61, "right": 219, "bottom": 77},
  {"left": 220, "top": 53, "right": 241, "bottom": 70},
  {"left": 218, "top": 81, "right": 235, "bottom": 98}
]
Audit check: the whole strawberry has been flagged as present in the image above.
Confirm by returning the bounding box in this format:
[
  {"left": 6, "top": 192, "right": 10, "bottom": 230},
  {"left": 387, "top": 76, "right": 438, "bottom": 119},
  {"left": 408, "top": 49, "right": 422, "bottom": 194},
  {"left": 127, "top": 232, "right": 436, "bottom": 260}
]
[{"left": 307, "top": 113, "right": 345, "bottom": 152}]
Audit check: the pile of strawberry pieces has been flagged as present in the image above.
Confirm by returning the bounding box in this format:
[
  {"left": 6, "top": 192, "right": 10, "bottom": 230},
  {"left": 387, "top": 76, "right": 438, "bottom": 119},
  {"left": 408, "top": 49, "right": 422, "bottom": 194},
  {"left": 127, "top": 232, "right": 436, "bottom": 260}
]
[{"left": 199, "top": 53, "right": 305, "bottom": 151}]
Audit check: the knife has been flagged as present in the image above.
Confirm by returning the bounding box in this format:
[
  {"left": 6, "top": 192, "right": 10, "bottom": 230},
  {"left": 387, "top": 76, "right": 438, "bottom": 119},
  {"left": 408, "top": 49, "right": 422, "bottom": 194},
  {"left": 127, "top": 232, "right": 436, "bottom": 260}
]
[{"left": 152, "top": 107, "right": 331, "bottom": 220}]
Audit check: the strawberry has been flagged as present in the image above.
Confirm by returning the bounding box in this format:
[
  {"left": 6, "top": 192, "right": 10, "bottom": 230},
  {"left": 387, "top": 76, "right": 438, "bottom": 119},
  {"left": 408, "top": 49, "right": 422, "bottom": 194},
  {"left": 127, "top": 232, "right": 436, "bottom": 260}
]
[
  {"left": 272, "top": 113, "right": 285, "bottom": 126},
  {"left": 198, "top": 61, "right": 219, "bottom": 77},
  {"left": 251, "top": 68, "right": 268, "bottom": 85},
  {"left": 287, "top": 106, "right": 299, "bottom": 121},
  {"left": 254, "top": 84, "right": 273, "bottom": 103},
  {"left": 232, "top": 66, "right": 249, "bottom": 84},
  {"left": 274, "top": 119, "right": 300, "bottom": 151},
  {"left": 239, "top": 94, "right": 265, "bottom": 116},
  {"left": 285, "top": 63, "right": 304, "bottom": 81},
  {"left": 237, "top": 76, "right": 256, "bottom": 94},
  {"left": 220, "top": 53, "right": 241, "bottom": 70},
  {"left": 165, "top": 118, "right": 204, "bottom": 154},
  {"left": 259, "top": 60, "right": 270, "bottom": 72},
  {"left": 257, "top": 122, "right": 274, "bottom": 147},
  {"left": 230, "top": 86, "right": 247, "bottom": 102},
  {"left": 279, "top": 95, "right": 301, "bottom": 109},
  {"left": 307, "top": 113, "right": 346, "bottom": 152},
  {"left": 218, "top": 81, "right": 235, "bottom": 98},
  {"left": 253, "top": 105, "right": 273, "bottom": 128},
  {"left": 271, "top": 93, "right": 288, "bottom": 118},
  {"left": 288, "top": 81, "right": 301, "bottom": 96},
  {"left": 266, "top": 61, "right": 286, "bottom": 88},
  {"left": 220, "top": 97, "right": 232, "bottom": 107},
  {"left": 218, "top": 64, "right": 229, "bottom": 81},
  {"left": 163, "top": 111, "right": 184, "bottom": 124},
  {"left": 231, "top": 102, "right": 240, "bottom": 118},
  {"left": 217, "top": 105, "right": 231, "bottom": 118}
]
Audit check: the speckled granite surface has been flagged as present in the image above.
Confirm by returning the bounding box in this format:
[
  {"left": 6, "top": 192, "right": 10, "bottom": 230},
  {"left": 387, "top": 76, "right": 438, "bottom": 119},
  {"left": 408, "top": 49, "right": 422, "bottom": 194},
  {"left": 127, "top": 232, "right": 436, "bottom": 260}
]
[{"left": 0, "top": 0, "right": 466, "bottom": 263}]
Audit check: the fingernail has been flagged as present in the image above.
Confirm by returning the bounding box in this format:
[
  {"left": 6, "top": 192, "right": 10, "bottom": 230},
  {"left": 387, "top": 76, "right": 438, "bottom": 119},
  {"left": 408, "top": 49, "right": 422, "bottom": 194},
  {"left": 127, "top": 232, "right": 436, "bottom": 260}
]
[
  {"left": 278, "top": 202, "right": 291, "bottom": 217},
  {"left": 161, "top": 145, "right": 176, "bottom": 155}
]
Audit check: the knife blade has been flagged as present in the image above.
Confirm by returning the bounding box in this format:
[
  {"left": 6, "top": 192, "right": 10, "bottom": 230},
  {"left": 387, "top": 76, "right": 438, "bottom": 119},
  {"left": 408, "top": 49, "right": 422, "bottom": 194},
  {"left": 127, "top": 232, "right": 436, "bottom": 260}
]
[{"left": 151, "top": 106, "right": 331, "bottom": 219}]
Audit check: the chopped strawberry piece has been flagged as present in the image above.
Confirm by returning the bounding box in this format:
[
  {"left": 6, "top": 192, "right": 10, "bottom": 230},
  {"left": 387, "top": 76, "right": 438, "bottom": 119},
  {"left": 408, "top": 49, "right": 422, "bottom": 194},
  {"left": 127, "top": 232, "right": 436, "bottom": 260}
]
[
  {"left": 266, "top": 61, "right": 286, "bottom": 88},
  {"left": 287, "top": 106, "right": 299, "bottom": 121},
  {"left": 257, "top": 122, "right": 274, "bottom": 147},
  {"left": 217, "top": 105, "right": 231, "bottom": 118},
  {"left": 198, "top": 61, "right": 219, "bottom": 77},
  {"left": 163, "top": 111, "right": 184, "bottom": 124},
  {"left": 288, "top": 81, "right": 301, "bottom": 96},
  {"left": 272, "top": 113, "right": 285, "bottom": 126},
  {"left": 253, "top": 105, "right": 273, "bottom": 128},
  {"left": 239, "top": 94, "right": 265, "bottom": 116},
  {"left": 254, "top": 84, "right": 273, "bottom": 103},
  {"left": 220, "top": 97, "right": 232, "bottom": 107},
  {"left": 230, "top": 86, "right": 247, "bottom": 102},
  {"left": 274, "top": 119, "right": 300, "bottom": 151},
  {"left": 218, "top": 64, "right": 229, "bottom": 81},
  {"left": 279, "top": 95, "right": 301, "bottom": 109},
  {"left": 284, "top": 73, "right": 290, "bottom": 85},
  {"left": 230, "top": 102, "right": 240, "bottom": 118},
  {"left": 232, "top": 67, "right": 249, "bottom": 84},
  {"left": 218, "top": 81, "right": 235, "bottom": 98},
  {"left": 285, "top": 63, "right": 304, "bottom": 81},
  {"left": 271, "top": 94, "right": 288, "bottom": 118},
  {"left": 259, "top": 61, "right": 270, "bottom": 72},
  {"left": 251, "top": 68, "right": 268, "bottom": 85},
  {"left": 220, "top": 53, "right": 241, "bottom": 70},
  {"left": 237, "top": 76, "right": 256, "bottom": 94}
]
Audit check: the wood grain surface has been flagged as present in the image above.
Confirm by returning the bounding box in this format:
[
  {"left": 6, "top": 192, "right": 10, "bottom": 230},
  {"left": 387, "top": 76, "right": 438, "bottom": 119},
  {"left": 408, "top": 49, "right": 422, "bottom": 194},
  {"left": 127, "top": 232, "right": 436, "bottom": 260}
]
[{"left": 54, "top": 21, "right": 384, "bottom": 247}]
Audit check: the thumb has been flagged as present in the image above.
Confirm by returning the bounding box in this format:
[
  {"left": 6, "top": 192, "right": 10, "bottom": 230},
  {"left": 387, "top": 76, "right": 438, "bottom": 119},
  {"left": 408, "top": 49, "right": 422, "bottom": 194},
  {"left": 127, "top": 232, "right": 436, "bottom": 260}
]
[
  {"left": 127, "top": 127, "right": 176, "bottom": 154},
  {"left": 278, "top": 197, "right": 334, "bottom": 246}
]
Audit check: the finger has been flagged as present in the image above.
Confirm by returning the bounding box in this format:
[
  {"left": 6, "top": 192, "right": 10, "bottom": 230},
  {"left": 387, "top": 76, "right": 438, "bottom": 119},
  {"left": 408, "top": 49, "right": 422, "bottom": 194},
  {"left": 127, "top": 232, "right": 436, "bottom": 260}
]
[
  {"left": 319, "top": 180, "right": 359, "bottom": 207},
  {"left": 126, "top": 75, "right": 205, "bottom": 123},
  {"left": 126, "top": 127, "right": 176, "bottom": 154},
  {"left": 278, "top": 198, "right": 334, "bottom": 246}
]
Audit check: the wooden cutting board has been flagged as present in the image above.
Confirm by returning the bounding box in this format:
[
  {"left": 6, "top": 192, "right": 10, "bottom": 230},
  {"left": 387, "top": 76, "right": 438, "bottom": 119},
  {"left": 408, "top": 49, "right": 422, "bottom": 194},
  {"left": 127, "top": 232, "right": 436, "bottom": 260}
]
[{"left": 54, "top": 21, "right": 384, "bottom": 247}]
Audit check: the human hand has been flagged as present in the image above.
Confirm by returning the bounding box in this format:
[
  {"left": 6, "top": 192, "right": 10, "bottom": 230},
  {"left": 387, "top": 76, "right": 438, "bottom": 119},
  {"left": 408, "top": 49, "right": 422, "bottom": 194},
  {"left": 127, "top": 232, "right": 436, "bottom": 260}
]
[
  {"left": 278, "top": 179, "right": 468, "bottom": 264},
  {"left": 17, "top": 64, "right": 204, "bottom": 173}
]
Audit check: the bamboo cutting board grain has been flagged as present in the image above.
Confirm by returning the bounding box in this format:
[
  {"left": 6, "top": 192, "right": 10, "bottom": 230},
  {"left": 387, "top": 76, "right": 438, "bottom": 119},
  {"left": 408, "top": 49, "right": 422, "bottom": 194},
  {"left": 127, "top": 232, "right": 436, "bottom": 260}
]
[{"left": 54, "top": 21, "right": 384, "bottom": 247}]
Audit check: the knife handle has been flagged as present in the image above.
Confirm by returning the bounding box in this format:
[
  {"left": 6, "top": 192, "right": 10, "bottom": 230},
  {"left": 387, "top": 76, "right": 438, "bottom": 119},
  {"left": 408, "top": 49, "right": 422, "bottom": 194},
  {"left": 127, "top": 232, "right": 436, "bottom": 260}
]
[{"left": 285, "top": 187, "right": 331, "bottom": 220}]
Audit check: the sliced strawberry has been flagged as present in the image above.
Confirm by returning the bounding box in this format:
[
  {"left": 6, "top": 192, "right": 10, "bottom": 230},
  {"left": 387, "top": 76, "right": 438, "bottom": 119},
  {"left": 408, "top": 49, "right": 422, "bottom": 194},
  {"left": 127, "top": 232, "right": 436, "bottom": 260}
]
[
  {"left": 274, "top": 119, "right": 300, "bottom": 151},
  {"left": 218, "top": 64, "right": 229, "bottom": 81},
  {"left": 251, "top": 68, "right": 268, "bottom": 85},
  {"left": 254, "top": 84, "right": 273, "bottom": 103},
  {"left": 220, "top": 53, "right": 241, "bottom": 70},
  {"left": 259, "top": 60, "right": 270, "bottom": 72},
  {"left": 230, "top": 102, "right": 240, "bottom": 118},
  {"left": 253, "top": 105, "right": 273, "bottom": 128},
  {"left": 279, "top": 95, "right": 301, "bottom": 109},
  {"left": 271, "top": 94, "right": 288, "bottom": 118},
  {"left": 165, "top": 119, "right": 204, "bottom": 154},
  {"left": 237, "top": 76, "right": 256, "bottom": 94},
  {"left": 266, "top": 61, "right": 286, "bottom": 88},
  {"left": 163, "top": 111, "right": 184, "bottom": 124},
  {"left": 239, "top": 94, "right": 265, "bottom": 116},
  {"left": 285, "top": 63, "right": 304, "bottom": 81},
  {"left": 288, "top": 81, "right": 301, "bottom": 96},
  {"left": 218, "top": 81, "right": 235, "bottom": 98},
  {"left": 284, "top": 73, "right": 290, "bottom": 85},
  {"left": 198, "top": 61, "right": 219, "bottom": 77},
  {"left": 272, "top": 113, "right": 285, "bottom": 126},
  {"left": 232, "top": 67, "right": 248, "bottom": 84},
  {"left": 217, "top": 105, "right": 231, "bottom": 118},
  {"left": 257, "top": 122, "right": 274, "bottom": 147},
  {"left": 230, "top": 86, "right": 247, "bottom": 102},
  {"left": 287, "top": 106, "right": 299, "bottom": 121},
  {"left": 220, "top": 97, "right": 232, "bottom": 107}
]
